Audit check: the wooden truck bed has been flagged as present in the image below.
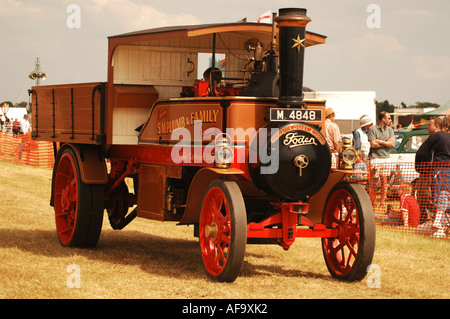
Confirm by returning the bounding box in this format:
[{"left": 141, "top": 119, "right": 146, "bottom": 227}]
[
  {"left": 30, "top": 82, "right": 106, "bottom": 145},
  {"left": 30, "top": 82, "right": 159, "bottom": 146}
]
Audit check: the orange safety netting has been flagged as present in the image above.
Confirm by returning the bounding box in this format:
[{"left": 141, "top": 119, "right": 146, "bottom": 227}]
[
  {"left": 0, "top": 132, "right": 54, "bottom": 168},
  {"left": 0, "top": 133, "right": 447, "bottom": 240},
  {"left": 346, "top": 159, "right": 449, "bottom": 240}
]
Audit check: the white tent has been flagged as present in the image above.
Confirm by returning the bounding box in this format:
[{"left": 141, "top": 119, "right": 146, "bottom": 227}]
[{"left": 0, "top": 107, "right": 27, "bottom": 121}]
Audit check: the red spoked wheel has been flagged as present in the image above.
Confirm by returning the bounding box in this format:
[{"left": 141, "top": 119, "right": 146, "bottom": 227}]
[
  {"left": 53, "top": 148, "right": 104, "bottom": 248},
  {"left": 199, "top": 179, "right": 247, "bottom": 282},
  {"left": 322, "top": 182, "right": 375, "bottom": 281}
]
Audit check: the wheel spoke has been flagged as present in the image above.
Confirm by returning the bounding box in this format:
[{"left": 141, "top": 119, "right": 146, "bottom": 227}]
[
  {"left": 210, "top": 191, "right": 223, "bottom": 216},
  {"left": 56, "top": 171, "right": 72, "bottom": 181},
  {"left": 55, "top": 210, "right": 70, "bottom": 218},
  {"left": 216, "top": 212, "right": 230, "bottom": 234},
  {"left": 332, "top": 240, "right": 355, "bottom": 272},
  {"left": 58, "top": 225, "right": 74, "bottom": 236},
  {"left": 219, "top": 232, "right": 231, "bottom": 245},
  {"left": 216, "top": 244, "right": 226, "bottom": 266},
  {"left": 346, "top": 241, "right": 358, "bottom": 260}
]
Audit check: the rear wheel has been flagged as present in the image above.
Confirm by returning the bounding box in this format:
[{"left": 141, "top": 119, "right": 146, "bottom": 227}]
[
  {"left": 322, "top": 182, "right": 375, "bottom": 281},
  {"left": 53, "top": 148, "right": 104, "bottom": 248},
  {"left": 199, "top": 179, "right": 247, "bottom": 282}
]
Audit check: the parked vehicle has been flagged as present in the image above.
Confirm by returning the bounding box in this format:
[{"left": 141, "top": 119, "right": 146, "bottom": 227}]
[
  {"left": 391, "top": 128, "right": 429, "bottom": 163},
  {"left": 388, "top": 128, "right": 429, "bottom": 196}
]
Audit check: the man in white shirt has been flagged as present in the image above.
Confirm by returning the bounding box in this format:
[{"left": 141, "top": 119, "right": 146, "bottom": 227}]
[{"left": 20, "top": 114, "right": 30, "bottom": 134}]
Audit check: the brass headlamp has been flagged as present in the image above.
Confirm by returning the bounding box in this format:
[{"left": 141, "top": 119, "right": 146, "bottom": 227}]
[
  {"left": 340, "top": 137, "right": 357, "bottom": 170},
  {"left": 214, "top": 134, "right": 233, "bottom": 168}
]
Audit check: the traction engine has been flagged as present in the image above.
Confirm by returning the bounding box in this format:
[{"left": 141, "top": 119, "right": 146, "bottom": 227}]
[{"left": 30, "top": 8, "right": 375, "bottom": 282}]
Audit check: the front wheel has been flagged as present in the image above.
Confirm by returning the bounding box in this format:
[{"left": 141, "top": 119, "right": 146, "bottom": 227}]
[
  {"left": 199, "top": 179, "right": 247, "bottom": 282},
  {"left": 53, "top": 148, "right": 104, "bottom": 248},
  {"left": 322, "top": 182, "right": 376, "bottom": 281}
]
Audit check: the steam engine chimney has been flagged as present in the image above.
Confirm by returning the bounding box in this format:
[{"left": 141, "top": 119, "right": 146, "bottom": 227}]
[{"left": 276, "top": 8, "right": 311, "bottom": 108}]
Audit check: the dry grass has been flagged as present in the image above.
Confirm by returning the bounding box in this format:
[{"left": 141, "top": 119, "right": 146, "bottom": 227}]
[{"left": 0, "top": 160, "right": 448, "bottom": 299}]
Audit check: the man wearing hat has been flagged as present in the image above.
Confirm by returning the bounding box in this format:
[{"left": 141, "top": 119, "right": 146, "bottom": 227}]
[
  {"left": 325, "top": 107, "right": 341, "bottom": 168},
  {"left": 353, "top": 114, "right": 374, "bottom": 159},
  {"left": 325, "top": 107, "right": 341, "bottom": 152}
]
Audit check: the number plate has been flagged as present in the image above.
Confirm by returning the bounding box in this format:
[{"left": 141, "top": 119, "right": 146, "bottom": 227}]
[{"left": 270, "top": 108, "right": 323, "bottom": 122}]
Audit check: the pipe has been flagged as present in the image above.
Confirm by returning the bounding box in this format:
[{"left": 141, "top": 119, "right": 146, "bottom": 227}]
[{"left": 275, "top": 8, "right": 311, "bottom": 108}]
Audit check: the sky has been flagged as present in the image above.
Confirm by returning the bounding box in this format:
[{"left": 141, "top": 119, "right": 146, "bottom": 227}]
[{"left": 0, "top": 0, "right": 449, "bottom": 107}]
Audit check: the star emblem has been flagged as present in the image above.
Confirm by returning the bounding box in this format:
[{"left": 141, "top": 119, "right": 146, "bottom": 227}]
[{"left": 291, "top": 34, "right": 306, "bottom": 52}]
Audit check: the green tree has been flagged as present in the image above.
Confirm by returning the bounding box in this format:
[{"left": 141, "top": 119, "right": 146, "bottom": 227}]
[
  {"left": 376, "top": 99, "right": 395, "bottom": 115},
  {"left": 0, "top": 101, "right": 13, "bottom": 108},
  {"left": 17, "top": 101, "right": 28, "bottom": 108},
  {"left": 409, "top": 101, "right": 440, "bottom": 109}
]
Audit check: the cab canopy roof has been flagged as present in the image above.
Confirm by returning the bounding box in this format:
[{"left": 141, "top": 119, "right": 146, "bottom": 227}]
[{"left": 108, "top": 22, "right": 327, "bottom": 52}]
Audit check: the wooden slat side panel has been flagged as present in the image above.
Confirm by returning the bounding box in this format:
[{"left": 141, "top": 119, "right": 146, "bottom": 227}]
[{"left": 31, "top": 82, "right": 104, "bottom": 144}]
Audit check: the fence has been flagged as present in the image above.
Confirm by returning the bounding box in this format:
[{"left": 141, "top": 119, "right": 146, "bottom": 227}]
[
  {"left": 0, "top": 133, "right": 447, "bottom": 239},
  {"left": 346, "top": 159, "right": 449, "bottom": 240},
  {"left": 0, "top": 132, "right": 54, "bottom": 168}
]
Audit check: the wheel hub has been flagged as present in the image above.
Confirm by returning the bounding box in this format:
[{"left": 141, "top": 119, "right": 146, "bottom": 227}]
[
  {"left": 337, "top": 218, "right": 358, "bottom": 244},
  {"left": 204, "top": 222, "right": 218, "bottom": 241}
]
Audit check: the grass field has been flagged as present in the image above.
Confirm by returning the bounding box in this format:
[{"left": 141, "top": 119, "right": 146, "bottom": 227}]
[{"left": 0, "top": 160, "right": 448, "bottom": 299}]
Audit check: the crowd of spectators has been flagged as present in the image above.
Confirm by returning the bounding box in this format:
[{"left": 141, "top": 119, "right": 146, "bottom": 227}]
[
  {"left": 338, "top": 109, "right": 450, "bottom": 239},
  {"left": 0, "top": 114, "right": 31, "bottom": 134}
]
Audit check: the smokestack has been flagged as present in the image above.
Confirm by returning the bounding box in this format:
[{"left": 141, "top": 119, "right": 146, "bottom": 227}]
[{"left": 275, "top": 8, "right": 311, "bottom": 108}]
